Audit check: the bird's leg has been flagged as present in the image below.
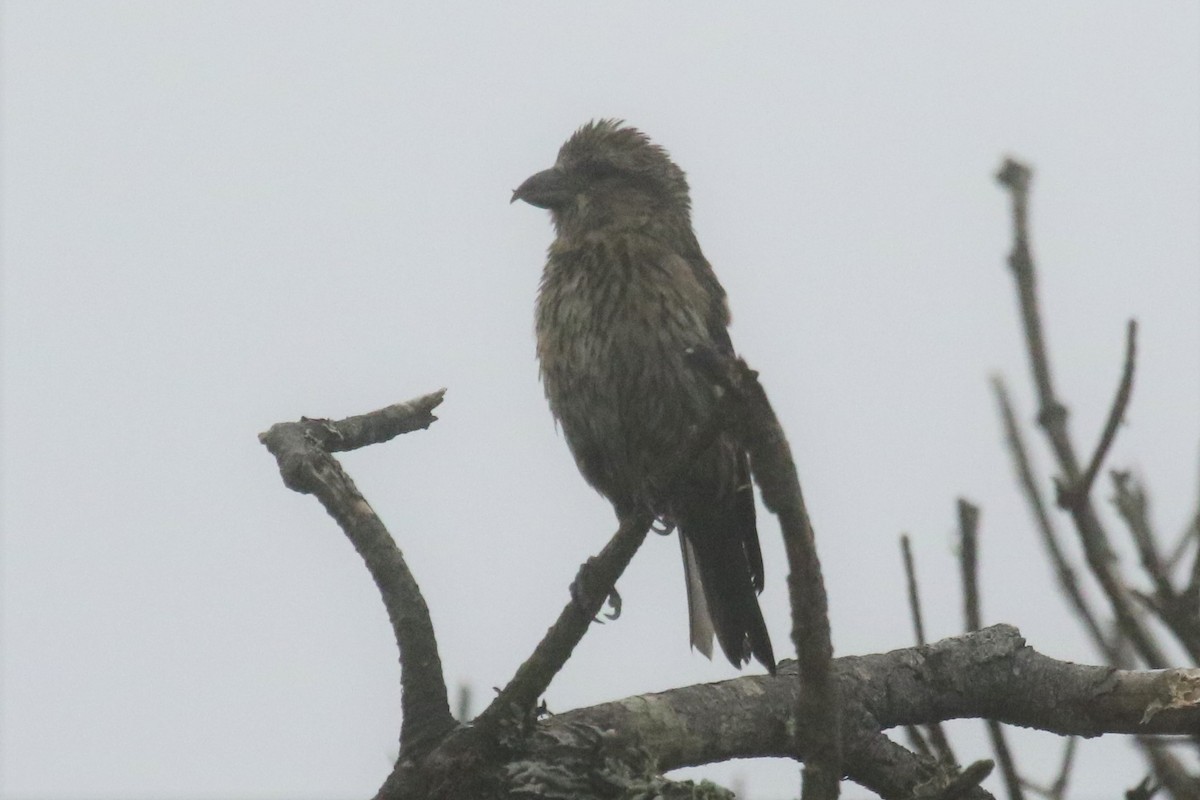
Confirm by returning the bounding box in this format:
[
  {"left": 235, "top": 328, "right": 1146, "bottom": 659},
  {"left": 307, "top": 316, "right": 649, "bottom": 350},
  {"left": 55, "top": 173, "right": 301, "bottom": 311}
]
[
  {"left": 651, "top": 516, "right": 676, "bottom": 535},
  {"left": 571, "top": 505, "right": 648, "bottom": 621}
]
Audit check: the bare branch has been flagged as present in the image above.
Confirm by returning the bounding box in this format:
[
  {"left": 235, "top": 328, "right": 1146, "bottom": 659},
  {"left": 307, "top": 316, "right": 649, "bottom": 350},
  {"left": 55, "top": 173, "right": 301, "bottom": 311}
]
[
  {"left": 940, "top": 761, "right": 997, "bottom": 800},
  {"left": 992, "top": 376, "right": 1113, "bottom": 660},
  {"left": 1113, "top": 471, "right": 1174, "bottom": 602},
  {"left": 1017, "top": 737, "right": 1079, "bottom": 800},
  {"left": 996, "top": 157, "right": 1168, "bottom": 669},
  {"left": 689, "top": 349, "right": 841, "bottom": 799},
  {"left": 901, "top": 535, "right": 959, "bottom": 768},
  {"left": 902, "top": 534, "right": 928, "bottom": 646},
  {"left": 903, "top": 724, "right": 934, "bottom": 760},
  {"left": 1138, "top": 738, "right": 1200, "bottom": 800},
  {"left": 957, "top": 501, "right": 1024, "bottom": 800},
  {"left": 388, "top": 623, "right": 1197, "bottom": 798},
  {"left": 1166, "top": 451, "right": 1200, "bottom": 575},
  {"left": 554, "top": 625, "right": 1200, "bottom": 776},
  {"left": 477, "top": 358, "right": 756, "bottom": 731},
  {"left": 313, "top": 391, "right": 447, "bottom": 452},
  {"left": 1113, "top": 471, "right": 1200, "bottom": 664},
  {"left": 259, "top": 391, "right": 455, "bottom": 758},
  {"left": 1048, "top": 736, "right": 1078, "bottom": 800},
  {"left": 959, "top": 500, "right": 983, "bottom": 633},
  {"left": 475, "top": 512, "right": 652, "bottom": 730},
  {"left": 1073, "top": 320, "right": 1138, "bottom": 501},
  {"left": 852, "top": 735, "right": 996, "bottom": 800}
]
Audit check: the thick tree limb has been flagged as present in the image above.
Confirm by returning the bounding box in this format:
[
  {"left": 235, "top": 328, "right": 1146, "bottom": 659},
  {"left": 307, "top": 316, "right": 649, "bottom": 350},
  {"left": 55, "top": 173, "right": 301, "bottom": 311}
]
[
  {"left": 553, "top": 626, "right": 1200, "bottom": 778},
  {"left": 259, "top": 390, "right": 455, "bottom": 757}
]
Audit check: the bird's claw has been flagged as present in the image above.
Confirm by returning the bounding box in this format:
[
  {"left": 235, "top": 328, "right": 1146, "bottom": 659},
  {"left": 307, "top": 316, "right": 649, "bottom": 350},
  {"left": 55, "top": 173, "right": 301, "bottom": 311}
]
[
  {"left": 601, "top": 587, "right": 622, "bottom": 620},
  {"left": 569, "top": 558, "right": 622, "bottom": 622}
]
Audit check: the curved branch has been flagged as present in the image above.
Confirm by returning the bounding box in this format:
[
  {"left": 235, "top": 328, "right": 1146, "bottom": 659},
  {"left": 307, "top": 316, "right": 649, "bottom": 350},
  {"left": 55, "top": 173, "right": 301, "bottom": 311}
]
[
  {"left": 259, "top": 390, "right": 455, "bottom": 757},
  {"left": 687, "top": 350, "right": 841, "bottom": 799}
]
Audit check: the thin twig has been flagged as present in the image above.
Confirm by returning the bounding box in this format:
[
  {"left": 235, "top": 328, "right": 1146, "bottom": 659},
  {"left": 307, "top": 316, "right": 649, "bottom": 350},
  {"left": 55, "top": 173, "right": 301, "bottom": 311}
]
[
  {"left": 1112, "top": 470, "right": 1174, "bottom": 603},
  {"left": 1136, "top": 738, "right": 1197, "bottom": 800},
  {"left": 901, "top": 535, "right": 928, "bottom": 646},
  {"left": 901, "top": 534, "right": 958, "bottom": 767},
  {"left": 941, "top": 760, "right": 997, "bottom": 800},
  {"left": 455, "top": 683, "right": 473, "bottom": 723},
  {"left": 958, "top": 501, "right": 983, "bottom": 633},
  {"left": 848, "top": 734, "right": 996, "bottom": 800},
  {"left": 1166, "top": 451, "right": 1200, "bottom": 573},
  {"left": 1049, "top": 736, "right": 1077, "bottom": 800},
  {"left": 996, "top": 157, "right": 1168, "bottom": 669},
  {"left": 1113, "top": 470, "right": 1200, "bottom": 664},
  {"left": 476, "top": 512, "right": 653, "bottom": 729},
  {"left": 1074, "top": 320, "right": 1138, "bottom": 501},
  {"left": 903, "top": 724, "right": 933, "bottom": 760},
  {"left": 259, "top": 390, "right": 455, "bottom": 758},
  {"left": 1189, "top": 542, "right": 1200, "bottom": 600},
  {"left": 992, "top": 376, "right": 1114, "bottom": 660},
  {"left": 957, "top": 500, "right": 1024, "bottom": 800},
  {"left": 1020, "top": 737, "right": 1078, "bottom": 800}
]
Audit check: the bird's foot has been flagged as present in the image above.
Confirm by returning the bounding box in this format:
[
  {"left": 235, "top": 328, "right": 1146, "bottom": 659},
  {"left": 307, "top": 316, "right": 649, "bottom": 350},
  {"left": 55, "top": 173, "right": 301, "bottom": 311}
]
[
  {"left": 650, "top": 517, "right": 676, "bottom": 536},
  {"left": 570, "top": 558, "right": 622, "bottom": 622}
]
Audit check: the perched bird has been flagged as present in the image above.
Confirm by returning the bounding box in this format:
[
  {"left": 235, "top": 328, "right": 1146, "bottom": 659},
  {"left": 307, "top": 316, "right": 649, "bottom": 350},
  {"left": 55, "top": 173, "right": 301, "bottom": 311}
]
[{"left": 512, "top": 120, "right": 775, "bottom": 673}]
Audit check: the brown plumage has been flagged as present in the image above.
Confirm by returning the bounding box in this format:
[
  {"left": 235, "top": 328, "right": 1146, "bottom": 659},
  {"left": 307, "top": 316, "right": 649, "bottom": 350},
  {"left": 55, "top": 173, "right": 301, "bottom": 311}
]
[{"left": 512, "top": 120, "right": 775, "bottom": 672}]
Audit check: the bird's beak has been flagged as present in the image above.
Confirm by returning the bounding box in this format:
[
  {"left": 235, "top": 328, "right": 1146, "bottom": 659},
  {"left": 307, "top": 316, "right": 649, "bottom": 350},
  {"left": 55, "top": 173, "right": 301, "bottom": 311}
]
[{"left": 511, "top": 167, "right": 574, "bottom": 210}]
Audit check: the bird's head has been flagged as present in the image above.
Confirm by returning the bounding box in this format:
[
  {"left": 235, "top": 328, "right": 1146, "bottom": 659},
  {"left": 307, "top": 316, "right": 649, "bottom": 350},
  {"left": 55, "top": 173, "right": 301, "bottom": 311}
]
[{"left": 512, "top": 120, "right": 692, "bottom": 237}]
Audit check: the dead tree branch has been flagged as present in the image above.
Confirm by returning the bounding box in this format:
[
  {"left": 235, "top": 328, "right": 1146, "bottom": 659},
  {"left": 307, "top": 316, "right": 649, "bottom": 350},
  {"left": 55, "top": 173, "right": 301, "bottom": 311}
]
[
  {"left": 258, "top": 390, "right": 455, "bottom": 758},
  {"left": 996, "top": 158, "right": 1168, "bottom": 669},
  {"left": 554, "top": 625, "right": 1199, "bottom": 798},
  {"left": 474, "top": 511, "right": 653, "bottom": 730},
  {"left": 1075, "top": 320, "right": 1138, "bottom": 501},
  {"left": 992, "top": 376, "right": 1114, "bottom": 661},
  {"left": 476, "top": 353, "right": 772, "bottom": 731},
  {"left": 901, "top": 534, "right": 958, "bottom": 768},
  {"left": 957, "top": 500, "right": 1024, "bottom": 800},
  {"left": 689, "top": 349, "right": 841, "bottom": 800}
]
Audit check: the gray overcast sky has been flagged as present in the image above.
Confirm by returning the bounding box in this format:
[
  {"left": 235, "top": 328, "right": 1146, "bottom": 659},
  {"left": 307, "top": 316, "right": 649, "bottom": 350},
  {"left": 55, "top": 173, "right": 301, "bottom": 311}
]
[{"left": 2, "top": 3, "right": 1198, "bottom": 799}]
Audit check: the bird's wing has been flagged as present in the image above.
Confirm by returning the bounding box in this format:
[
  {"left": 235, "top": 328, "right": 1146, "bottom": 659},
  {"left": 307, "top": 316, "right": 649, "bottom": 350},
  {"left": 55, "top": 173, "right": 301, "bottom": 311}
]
[{"left": 677, "top": 233, "right": 735, "bottom": 355}]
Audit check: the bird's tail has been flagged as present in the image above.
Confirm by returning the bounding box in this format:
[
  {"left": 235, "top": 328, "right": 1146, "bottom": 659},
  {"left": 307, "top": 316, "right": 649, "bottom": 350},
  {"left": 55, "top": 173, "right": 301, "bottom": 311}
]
[{"left": 677, "top": 455, "right": 775, "bottom": 673}]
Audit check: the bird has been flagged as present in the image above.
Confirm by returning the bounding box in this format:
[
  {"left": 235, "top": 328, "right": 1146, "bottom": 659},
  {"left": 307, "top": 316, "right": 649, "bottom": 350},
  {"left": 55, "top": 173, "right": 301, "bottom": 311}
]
[{"left": 511, "top": 119, "right": 775, "bottom": 673}]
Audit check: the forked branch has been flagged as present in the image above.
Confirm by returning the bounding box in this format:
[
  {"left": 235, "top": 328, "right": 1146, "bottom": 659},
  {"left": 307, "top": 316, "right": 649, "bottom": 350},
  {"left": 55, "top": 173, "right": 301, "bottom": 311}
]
[{"left": 996, "top": 158, "right": 1167, "bottom": 669}]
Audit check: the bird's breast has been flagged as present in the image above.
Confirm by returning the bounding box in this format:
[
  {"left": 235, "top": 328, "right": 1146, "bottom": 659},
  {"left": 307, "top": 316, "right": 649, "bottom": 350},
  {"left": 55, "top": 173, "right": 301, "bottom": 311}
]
[{"left": 534, "top": 238, "right": 720, "bottom": 504}]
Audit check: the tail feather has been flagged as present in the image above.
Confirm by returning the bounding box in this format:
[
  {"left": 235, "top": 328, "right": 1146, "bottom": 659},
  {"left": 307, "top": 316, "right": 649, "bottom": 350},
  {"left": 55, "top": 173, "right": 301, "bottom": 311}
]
[
  {"left": 680, "top": 536, "right": 715, "bottom": 659},
  {"left": 677, "top": 456, "right": 775, "bottom": 673}
]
